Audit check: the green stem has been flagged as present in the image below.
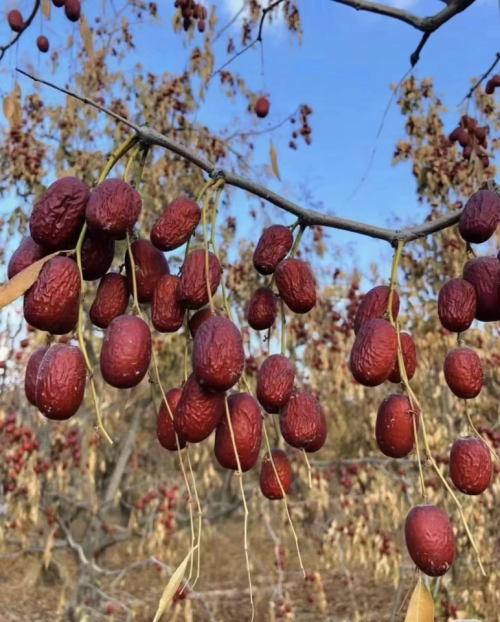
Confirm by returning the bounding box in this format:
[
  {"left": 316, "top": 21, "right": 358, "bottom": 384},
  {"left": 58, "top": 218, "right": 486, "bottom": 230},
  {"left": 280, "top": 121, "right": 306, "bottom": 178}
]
[
  {"left": 280, "top": 298, "right": 286, "bottom": 356},
  {"left": 289, "top": 224, "right": 306, "bottom": 258},
  {"left": 388, "top": 240, "right": 404, "bottom": 326}
]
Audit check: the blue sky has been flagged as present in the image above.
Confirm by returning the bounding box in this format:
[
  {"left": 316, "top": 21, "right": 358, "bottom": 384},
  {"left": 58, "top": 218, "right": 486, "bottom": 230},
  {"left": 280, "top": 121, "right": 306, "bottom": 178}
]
[{"left": 1, "top": 0, "right": 499, "bottom": 283}]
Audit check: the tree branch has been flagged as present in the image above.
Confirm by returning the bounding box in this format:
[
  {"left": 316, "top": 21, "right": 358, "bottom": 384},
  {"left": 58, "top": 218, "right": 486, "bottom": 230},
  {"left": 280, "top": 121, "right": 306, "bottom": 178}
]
[
  {"left": 17, "top": 68, "right": 465, "bottom": 246},
  {"left": 0, "top": 1, "right": 41, "bottom": 63},
  {"left": 462, "top": 52, "right": 500, "bottom": 102}
]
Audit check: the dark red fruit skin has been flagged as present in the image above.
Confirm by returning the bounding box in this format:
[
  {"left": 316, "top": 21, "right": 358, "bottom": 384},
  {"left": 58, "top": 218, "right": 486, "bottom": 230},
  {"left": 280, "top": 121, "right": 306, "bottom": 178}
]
[
  {"left": 90, "top": 274, "right": 129, "bottom": 329},
  {"left": 192, "top": 316, "right": 244, "bottom": 391},
  {"left": 459, "top": 189, "right": 500, "bottom": 244},
  {"left": 275, "top": 259, "right": 316, "bottom": 314},
  {"left": 8, "top": 10, "right": 23, "bottom": 32},
  {"left": 25, "top": 347, "right": 48, "bottom": 406},
  {"left": 405, "top": 506, "right": 455, "bottom": 577},
  {"left": 255, "top": 97, "right": 270, "bottom": 119},
  {"left": 80, "top": 232, "right": 115, "bottom": 281},
  {"left": 354, "top": 286, "right": 400, "bottom": 334},
  {"left": 52, "top": 0, "right": 66, "bottom": 7},
  {"left": 152, "top": 275, "right": 185, "bottom": 333},
  {"left": 256, "top": 355, "right": 295, "bottom": 414},
  {"left": 30, "top": 177, "right": 90, "bottom": 250},
  {"left": 388, "top": 332, "right": 417, "bottom": 384},
  {"left": 444, "top": 347, "right": 483, "bottom": 399},
  {"left": 438, "top": 278, "right": 477, "bottom": 332},
  {"left": 24, "top": 257, "right": 80, "bottom": 335},
  {"left": 178, "top": 249, "right": 222, "bottom": 310},
  {"left": 157, "top": 388, "right": 187, "bottom": 451},
  {"left": 463, "top": 257, "right": 500, "bottom": 322},
  {"left": 449, "top": 437, "right": 492, "bottom": 495},
  {"left": 86, "top": 179, "right": 142, "bottom": 240},
  {"left": 35, "top": 345, "right": 86, "bottom": 420},
  {"left": 260, "top": 449, "right": 292, "bottom": 500},
  {"left": 188, "top": 307, "right": 221, "bottom": 338},
  {"left": 8, "top": 236, "right": 48, "bottom": 280},
  {"left": 253, "top": 225, "right": 293, "bottom": 275},
  {"left": 174, "top": 373, "right": 225, "bottom": 443},
  {"left": 214, "top": 393, "right": 262, "bottom": 472},
  {"left": 64, "top": 0, "right": 81, "bottom": 21},
  {"left": 125, "top": 240, "right": 169, "bottom": 303},
  {"left": 350, "top": 319, "right": 397, "bottom": 387},
  {"left": 279, "top": 390, "right": 327, "bottom": 452},
  {"left": 100, "top": 315, "right": 152, "bottom": 389},
  {"left": 37, "top": 35, "right": 49, "bottom": 52},
  {"left": 375, "top": 394, "right": 419, "bottom": 458},
  {"left": 150, "top": 197, "right": 201, "bottom": 251},
  {"left": 247, "top": 287, "right": 277, "bottom": 330}
]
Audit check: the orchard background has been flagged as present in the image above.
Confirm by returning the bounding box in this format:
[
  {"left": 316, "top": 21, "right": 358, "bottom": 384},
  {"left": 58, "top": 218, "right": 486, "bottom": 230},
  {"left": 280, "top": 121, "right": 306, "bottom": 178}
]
[{"left": 0, "top": 0, "right": 500, "bottom": 621}]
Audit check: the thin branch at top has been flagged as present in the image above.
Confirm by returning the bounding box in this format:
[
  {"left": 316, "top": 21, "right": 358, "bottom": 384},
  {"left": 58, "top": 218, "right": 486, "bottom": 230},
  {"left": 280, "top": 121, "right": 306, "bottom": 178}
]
[
  {"left": 462, "top": 52, "right": 500, "bottom": 103},
  {"left": 17, "top": 68, "right": 465, "bottom": 246},
  {"left": 0, "top": 0, "right": 41, "bottom": 63}
]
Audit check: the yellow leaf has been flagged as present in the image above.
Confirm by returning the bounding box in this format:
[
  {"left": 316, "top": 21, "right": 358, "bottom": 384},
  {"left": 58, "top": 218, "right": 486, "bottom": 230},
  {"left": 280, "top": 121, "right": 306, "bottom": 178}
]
[
  {"left": 152, "top": 550, "right": 192, "bottom": 622},
  {"left": 43, "top": 526, "right": 57, "bottom": 569},
  {"left": 0, "top": 252, "right": 61, "bottom": 310},
  {"left": 42, "top": 0, "right": 51, "bottom": 19},
  {"left": 3, "top": 95, "right": 14, "bottom": 122},
  {"left": 270, "top": 141, "right": 281, "bottom": 181},
  {"left": 13, "top": 82, "right": 21, "bottom": 99},
  {"left": 405, "top": 579, "right": 435, "bottom": 622},
  {"left": 79, "top": 13, "right": 94, "bottom": 61}
]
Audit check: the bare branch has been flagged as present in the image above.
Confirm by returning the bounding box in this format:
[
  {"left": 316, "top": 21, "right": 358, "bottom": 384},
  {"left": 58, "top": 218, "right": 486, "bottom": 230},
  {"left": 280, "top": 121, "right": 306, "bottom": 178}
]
[
  {"left": 0, "top": 1, "right": 41, "bottom": 63},
  {"left": 17, "top": 68, "right": 465, "bottom": 246},
  {"left": 410, "top": 32, "right": 432, "bottom": 67},
  {"left": 213, "top": 4, "right": 246, "bottom": 43},
  {"left": 462, "top": 52, "right": 500, "bottom": 102}
]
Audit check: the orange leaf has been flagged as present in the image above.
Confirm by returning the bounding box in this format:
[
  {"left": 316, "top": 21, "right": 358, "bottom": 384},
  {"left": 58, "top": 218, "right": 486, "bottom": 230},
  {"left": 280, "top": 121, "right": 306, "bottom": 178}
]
[
  {"left": 270, "top": 141, "right": 281, "bottom": 181},
  {"left": 0, "top": 252, "right": 61, "bottom": 310},
  {"left": 79, "top": 13, "right": 94, "bottom": 61},
  {"left": 404, "top": 579, "right": 434, "bottom": 622},
  {"left": 42, "top": 0, "right": 51, "bottom": 19}
]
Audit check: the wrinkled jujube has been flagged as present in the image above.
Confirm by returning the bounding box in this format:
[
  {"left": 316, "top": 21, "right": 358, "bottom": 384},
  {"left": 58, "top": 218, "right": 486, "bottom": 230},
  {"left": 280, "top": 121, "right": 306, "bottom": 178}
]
[
  {"left": 459, "top": 189, "right": 500, "bottom": 244},
  {"left": 275, "top": 258, "right": 316, "bottom": 314},
  {"left": 86, "top": 179, "right": 142, "bottom": 240},
  {"left": 80, "top": 232, "right": 115, "bottom": 281},
  {"left": 8, "top": 236, "right": 47, "bottom": 280},
  {"left": 463, "top": 256, "right": 500, "bottom": 322},
  {"left": 247, "top": 287, "right": 277, "bottom": 331},
  {"left": 260, "top": 449, "right": 292, "bottom": 500},
  {"left": 375, "top": 394, "right": 419, "bottom": 458},
  {"left": 253, "top": 225, "right": 293, "bottom": 275},
  {"left": 405, "top": 505, "right": 455, "bottom": 576},
  {"left": 188, "top": 307, "right": 220, "bottom": 338},
  {"left": 150, "top": 197, "right": 201, "bottom": 251},
  {"left": 125, "top": 239, "right": 169, "bottom": 303},
  {"left": 279, "top": 390, "right": 327, "bottom": 452},
  {"left": 157, "top": 388, "right": 187, "bottom": 451},
  {"left": 25, "top": 347, "right": 48, "bottom": 406},
  {"left": 350, "top": 319, "right": 397, "bottom": 387},
  {"left": 388, "top": 332, "right": 417, "bottom": 384},
  {"left": 90, "top": 274, "right": 129, "bottom": 329},
  {"left": 438, "top": 278, "right": 477, "bottom": 332},
  {"left": 353, "top": 285, "right": 400, "bottom": 334},
  {"left": 444, "top": 347, "right": 483, "bottom": 399},
  {"left": 152, "top": 275, "right": 185, "bottom": 333},
  {"left": 178, "top": 249, "right": 222, "bottom": 310},
  {"left": 449, "top": 437, "right": 492, "bottom": 495},
  {"left": 256, "top": 354, "right": 295, "bottom": 414}
]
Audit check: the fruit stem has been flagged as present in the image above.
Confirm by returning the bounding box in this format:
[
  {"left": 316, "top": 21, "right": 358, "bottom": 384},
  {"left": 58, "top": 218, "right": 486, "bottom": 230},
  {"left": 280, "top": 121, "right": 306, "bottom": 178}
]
[
  {"left": 464, "top": 400, "right": 500, "bottom": 466},
  {"left": 126, "top": 232, "right": 140, "bottom": 315},
  {"left": 186, "top": 449, "right": 203, "bottom": 589},
  {"left": 97, "top": 134, "right": 139, "bottom": 185},
  {"left": 123, "top": 144, "right": 142, "bottom": 183},
  {"left": 224, "top": 396, "right": 255, "bottom": 622},
  {"left": 388, "top": 240, "right": 404, "bottom": 326},
  {"left": 301, "top": 449, "right": 313, "bottom": 489},
  {"left": 280, "top": 298, "right": 286, "bottom": 356},
  {"left": 183, "top": 315, "right": 190, "bottom": 384},
  {"left": 202, "top": 182, "right": 221, "bottom": 313},
  {"left": 209, "top": 183, "right": 230, "bottom": 314},
  {"left": 289, "top": 224, "right": 306, "bottom": 258}
]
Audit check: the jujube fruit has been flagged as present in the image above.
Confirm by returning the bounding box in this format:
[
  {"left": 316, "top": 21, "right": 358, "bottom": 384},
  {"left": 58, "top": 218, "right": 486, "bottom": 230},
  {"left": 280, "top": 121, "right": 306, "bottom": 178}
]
[
  {"left": 25, "top": 347, "right": 48, "bottom": 406},
  {"left": 438, "top": 278, "right": 476, "bottom": 332},
  {"left": 86, "top": 179, "right": 142, "bottom": 240},
  {"left": 90, "top": 274, "right": 129, "bottom": 329},
  {"left": 463, "top": 256, "right": 500, "bottom": 322},
  {"left": 253, "top": 225, "right": 293, "bottom": 275},
  {"left": 188, "top": 307, "right": 220, "bottom": 337},
  {"left": 443, "top": 347, "right": 483, "bottom": 399},
  {"left": 150, "top": 197, "right": 201, "bottom": 251},
  {"left": 375, "top": 394, "right": 419, "bottom": 459},
  {"left": 52, "top": 0, "right": 66, "bottom": 6},
  {"left": 152, "top": 274, "right": 185, "bottom": 333},
  {"left": 178, "top": 249, "right": 221, "bottom": 310},
  {"left": 247, "top": 287, "right": 277, "bottom": 331},
  {"left": 256, "top": 354, "right": 295, "bottom": 414},
  {"left": 35, "top": 345, "right": 86, "bottom": 420},
  {"left": 64, "top": 0, "right": 81, "bottom": 21},
  {"left": 157, "top": 388, "right": 186, "bottom": 451},
  {"left": 8, "top": 236, "right": 47, "bottom": 280},
  {"left": 100, "top": 315, "right": 152, "bottom": 389},
  {"left": 260, "top": 449, "right": 292, "bottom": 500},
  {"left": 388, "top": 332, "right": 417, "bottom": 384},
  {"left": 459, "top": 189, "right": 500, "bottom": 244},
  {"left": 36, "top": 36, "right": 50, "bottom": 53},
  {"left": 8, "top": 10, "right": 23, "bottom": 32},
  {"left": 214, "top": 393, "right": 262, "bottom": 472},
  {"left": 192, "top": 316, "right": 244, "bottom": 391},
  {"left": 125, "top": 239, "right": 169, "bottom": 303},
  {"left": 279, "top": 390, "right": 327, "bottom": 452},
  {"left": 353, "top": 285, "right": 400, "bottom": 334},
  {"left": 405, "top": 505, "right": 455, "bottom": 576},
  {"left": 24, "top": 257, "right": 80, "bottom": 335},
  {"left": 174, "top": 373, "right": 225, "bottom": 443},
  {"left": 30, "top": 177, "right": 90, "bottom": 250},
  {"left": 255, "top": 97, "right": 270, "bottom": 119},
  {"left": 350, "top": 319, "right": 397, "bottom": 387},
  {"left": 275, "top": 259, "right": 316, "bottom": 314},
  {"left": 449, "top": 437, "right": 492, "bottom": 495},
  {"left": 80, "top": 232, "right": 115, "bottom": 281}
]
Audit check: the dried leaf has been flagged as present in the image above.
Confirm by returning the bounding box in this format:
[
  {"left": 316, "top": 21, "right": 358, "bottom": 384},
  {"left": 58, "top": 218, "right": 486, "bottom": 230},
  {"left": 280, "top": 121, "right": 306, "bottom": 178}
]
[
  {"left": 270, "top": 141, "right": 281, "bottom": 181},
  {"left": 13, "top": 82, "right": 21, "bottom": 99},
  {"left": 152, "top": 549, "right": 192, "bottom": 622},
  {"left": 404, "top": 579, "right": 435, "bottom": 622},
  {"left": 3, "top": 95, "right": 14, "bottom": 122},
  {"left": 0, "top": 252, "right": 60, "bottom": 310},
  {"left": 43, "top": 526, "right": 57, "bottom": 569},
  {"left": 79, "top": 14, "right": 94, "bottom": 61},
  {"left": 42, "top": 0, "right": 51, "bottom": 19}
]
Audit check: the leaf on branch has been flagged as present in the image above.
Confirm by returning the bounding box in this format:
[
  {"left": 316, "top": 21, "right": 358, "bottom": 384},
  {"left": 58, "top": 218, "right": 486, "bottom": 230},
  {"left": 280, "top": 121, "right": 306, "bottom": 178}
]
[
  {"left": 270, "top": 141, "right": 281, "bottom": 181},
  {"left": 43, "top": 526, "right": 57, "bottom": 569},
  {"left": 79, "top": 14, "right": 94, "bottom": 61},
  {"left": 42, "top": 0, "right": 51, "bottom": 19},
  {"left": 3, "top": 95, "right": 14, "bottom": 123},
  {"left": 152, "top": 549, "right": 192, "bottom": 622},
  {"left": 0, "top": 252, "right": 60, "bottom": 311},
  {"left": 404, "top": 578, "right": 435, "bottom": 622}
]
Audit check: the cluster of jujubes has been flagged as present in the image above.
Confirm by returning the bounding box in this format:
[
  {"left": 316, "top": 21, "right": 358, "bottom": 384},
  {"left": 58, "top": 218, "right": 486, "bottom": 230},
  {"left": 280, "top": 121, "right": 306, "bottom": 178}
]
[
  {"left": 348, "top": 187, "right": 499, "bottom": 577},
  {"left": 174, "top": 0, "right": 207, "bottom": 33}
]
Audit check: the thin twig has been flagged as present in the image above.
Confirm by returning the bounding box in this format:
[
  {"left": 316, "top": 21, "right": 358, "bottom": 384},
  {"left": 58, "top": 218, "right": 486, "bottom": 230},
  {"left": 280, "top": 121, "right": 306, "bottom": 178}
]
[
  {"left": 462, "top": 52, "right": 500, "bottom": 102},
  {"left": 0, "top": 1, "right": 41, "bottom": 62}
]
